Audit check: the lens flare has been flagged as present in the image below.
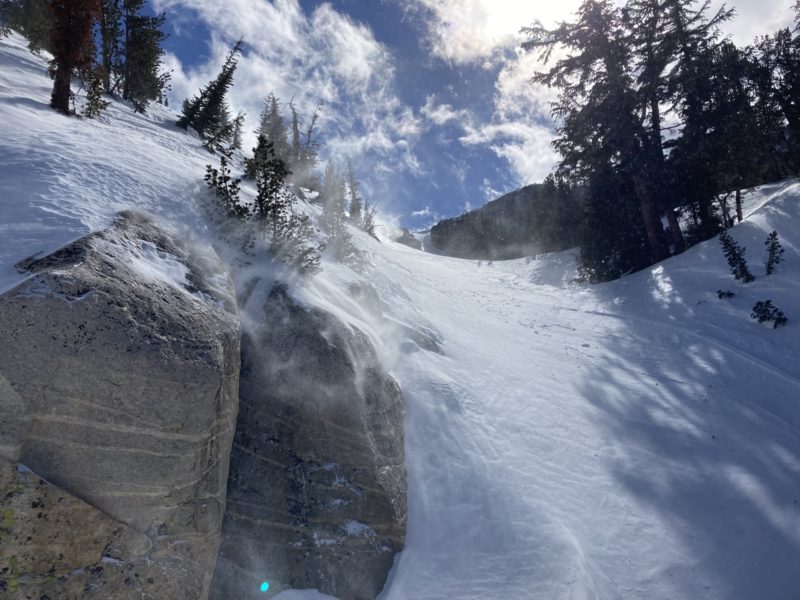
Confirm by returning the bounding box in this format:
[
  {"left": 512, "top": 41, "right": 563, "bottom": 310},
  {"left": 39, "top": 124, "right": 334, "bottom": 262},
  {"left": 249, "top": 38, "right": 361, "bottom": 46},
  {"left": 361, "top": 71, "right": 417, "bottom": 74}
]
[{"left": 260, "top": 581, "right": 270, "bottom": 592}]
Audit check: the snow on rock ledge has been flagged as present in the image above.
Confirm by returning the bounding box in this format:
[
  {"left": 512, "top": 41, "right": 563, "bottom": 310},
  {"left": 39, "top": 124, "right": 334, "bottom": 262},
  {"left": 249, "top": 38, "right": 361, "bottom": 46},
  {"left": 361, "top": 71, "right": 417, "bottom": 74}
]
[{"left": 0, "top": 211, "right": 241, "bottom": 599}]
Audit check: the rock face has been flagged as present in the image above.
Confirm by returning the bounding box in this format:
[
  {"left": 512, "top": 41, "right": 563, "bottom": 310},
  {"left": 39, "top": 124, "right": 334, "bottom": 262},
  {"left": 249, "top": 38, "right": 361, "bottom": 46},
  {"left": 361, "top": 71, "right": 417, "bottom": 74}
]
[
  {"left": 211, "top": 285, "right": 406, "bottom": 600},
  {"left": 0, "top": 212, "right": 240, "bottom": 599}
]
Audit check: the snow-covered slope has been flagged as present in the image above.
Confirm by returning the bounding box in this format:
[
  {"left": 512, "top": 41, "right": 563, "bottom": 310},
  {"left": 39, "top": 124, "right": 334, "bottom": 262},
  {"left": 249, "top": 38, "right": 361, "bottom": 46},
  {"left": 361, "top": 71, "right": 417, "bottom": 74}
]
[{"left": 2, "top": 32, "right": 800, "bottom": 600}]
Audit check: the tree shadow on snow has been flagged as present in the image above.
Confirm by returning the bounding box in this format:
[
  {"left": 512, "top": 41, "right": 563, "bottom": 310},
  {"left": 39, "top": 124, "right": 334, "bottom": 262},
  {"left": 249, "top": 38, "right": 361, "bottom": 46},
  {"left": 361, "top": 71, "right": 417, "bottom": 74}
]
[{"left": 575, "top": 273, "right": 800, "bottom": 599}]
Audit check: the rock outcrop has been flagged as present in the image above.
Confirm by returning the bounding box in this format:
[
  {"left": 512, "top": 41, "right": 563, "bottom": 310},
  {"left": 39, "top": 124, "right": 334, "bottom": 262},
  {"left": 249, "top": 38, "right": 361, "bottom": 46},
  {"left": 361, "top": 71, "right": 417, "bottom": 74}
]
[
  {"left": 0, "top": 212, "right": 240, "bottom": 599},
  {"left": 211, "top": 285, "right": 406, "bottom": 600}
]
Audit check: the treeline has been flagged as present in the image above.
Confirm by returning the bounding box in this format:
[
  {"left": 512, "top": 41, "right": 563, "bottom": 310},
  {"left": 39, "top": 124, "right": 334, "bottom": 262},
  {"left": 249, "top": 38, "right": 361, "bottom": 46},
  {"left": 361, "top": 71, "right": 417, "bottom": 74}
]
[
  {"left": 193, "top": 41, "right": 378, "bottom": 272},
  {"left": 0, "top": 0, "right": 169, "bottom": 115},
  {"left": 523, "top": 0, "right": 800, "bottom": 281}
]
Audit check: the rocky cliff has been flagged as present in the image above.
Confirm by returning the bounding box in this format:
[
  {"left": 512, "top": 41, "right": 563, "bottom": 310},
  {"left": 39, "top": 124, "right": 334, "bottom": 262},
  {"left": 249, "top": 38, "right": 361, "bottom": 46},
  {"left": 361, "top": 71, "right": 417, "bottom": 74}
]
[
  {"left": 211, "top": 284, "right": 406, "bottom": 600},
  {"left": 0, "top": 212, "right": 241, "bottom": 598}
]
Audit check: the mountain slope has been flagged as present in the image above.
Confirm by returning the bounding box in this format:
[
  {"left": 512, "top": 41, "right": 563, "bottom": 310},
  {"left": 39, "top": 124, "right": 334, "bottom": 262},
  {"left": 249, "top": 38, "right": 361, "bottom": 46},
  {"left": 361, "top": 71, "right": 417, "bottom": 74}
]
[{"left": 2, "top": 32, "right": 800, "bottom": 600}]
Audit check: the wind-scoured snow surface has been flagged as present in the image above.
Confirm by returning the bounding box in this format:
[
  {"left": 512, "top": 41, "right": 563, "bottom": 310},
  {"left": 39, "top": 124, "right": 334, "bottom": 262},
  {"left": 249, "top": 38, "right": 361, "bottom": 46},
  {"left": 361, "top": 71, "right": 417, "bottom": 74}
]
[{"left": 2, "top": 32, "right": 800, "bottom": 600}]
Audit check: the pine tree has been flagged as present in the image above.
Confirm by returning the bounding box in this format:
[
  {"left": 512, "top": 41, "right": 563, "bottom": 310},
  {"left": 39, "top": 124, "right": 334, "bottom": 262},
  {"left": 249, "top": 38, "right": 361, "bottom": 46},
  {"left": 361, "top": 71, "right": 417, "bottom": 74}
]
[
  {"left": 1, "top": 0, "right": 52, "bottom": 52},
  {"left": 321, "top": 163, "right": 359, "bottom": 263},
  {"left": 361, "top": 198, "right": 377, "bottom": 239},
  {"left": 764, "top": 230, "right": 785, "bottom": 275},
  {"left": 121, "top": 1, "right": 168, "bottom": 113},
  {"left": 83, "top": 68, "right": 110, "bottom": 117},
  {"left": 98, "top": 0, "right": 122, "bottom": 93},
  {"left": 257, "top": 93, "right": 289, "bottom": 162},
  {"left": 230, "top": 110, "right": 245, "bottom": 153},
  {"left": 719, "top": 230, "right": 755, "bottom": 283},
  {"left": 751, "top": 300, "right": 788, "bottom": 328},
  {"left": 248, "top": 134, "right": 290, "bottom": 232},
  {"left": 522, "top": 0, "right": 666, "bottom": 277},
  {"left": 46, "top": 0, "right": 99, "bottom": 115},
  {"left": 177, "top": 39, "right": 243, "bottom": 143},
  {"left": 204, "top": 155, "right": 247, "bottom": 217},
  {"left": 345, "top": 159, "right": 362, "bottom": 222},
  {"left": 287, "top": 100, "right": 320, "bottom": 188}
]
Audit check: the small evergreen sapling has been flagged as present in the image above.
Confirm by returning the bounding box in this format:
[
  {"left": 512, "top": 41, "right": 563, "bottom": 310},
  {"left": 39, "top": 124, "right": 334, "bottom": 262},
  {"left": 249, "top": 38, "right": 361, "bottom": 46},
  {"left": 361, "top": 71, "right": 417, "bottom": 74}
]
[
  {"left": 83, "top": 69, "right": 110, "bottom": 118},
  {"left": 751, "top": 300, "right": 788, "bottom": 329},
  {"left": 719, "top": 230, "right": 755, "bottom": 282},
  {"left": 764, "top": 230, "right": 784, "bottom": 275}
]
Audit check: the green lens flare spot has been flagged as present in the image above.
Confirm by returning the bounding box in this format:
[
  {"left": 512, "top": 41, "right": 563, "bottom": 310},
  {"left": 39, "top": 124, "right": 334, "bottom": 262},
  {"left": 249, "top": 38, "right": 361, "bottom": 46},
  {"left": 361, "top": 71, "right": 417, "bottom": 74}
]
[{"left": 260, "top": 581, "right": 270, "bottom": 593}]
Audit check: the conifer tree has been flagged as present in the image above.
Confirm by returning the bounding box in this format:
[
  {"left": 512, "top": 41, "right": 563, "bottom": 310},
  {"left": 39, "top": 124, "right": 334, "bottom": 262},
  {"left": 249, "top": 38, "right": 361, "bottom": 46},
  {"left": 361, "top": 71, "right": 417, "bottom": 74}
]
[
  {"left": 719, "top": 230, "right": 755, "bottom": 283},
  {"left": 248, "top": 134, "right": 290, "bottom": 233},
  {"left": 46, "top": 0, "right": 99, "bottom": 115},
  {"left": 121, "top": 1, "right": 168, "bottom": 112},
  {"left": 321, "top": 163, "right": 359, "bottom": 263},
  {"left": 361, "top": 198, "right": 378, "bottom": 239},
  {"left": 523, "top": 0, "right": 665, "bottom": 278},
  {"left": 764, "top": 230, "right": 785, "bottom": 275},
  {"left": 1, "top": 0, "right": 52, "bottom": 52},
  {"left": 257, "top": 93, "right": 289, "bottom": 162},
  {"left": 83, "top": 68, "right": 110, "bottom": 117},
  {"left": 231, "top": 110, "right": 245, "bottom": 153},
  {"left": 98, "top": 0, "right": 122, "bottom": 93},
  {"left": 345, "top": 159, "right": 362, "bottom": 222},
  {"left": 177, "top": 39, "right": 243, "bottom": 143},
  {"left": 205, "top": 155, "right": 247, "bottom": 217},
  {"left": 287, "top": 100, "right": 321, "bottom": 188}
]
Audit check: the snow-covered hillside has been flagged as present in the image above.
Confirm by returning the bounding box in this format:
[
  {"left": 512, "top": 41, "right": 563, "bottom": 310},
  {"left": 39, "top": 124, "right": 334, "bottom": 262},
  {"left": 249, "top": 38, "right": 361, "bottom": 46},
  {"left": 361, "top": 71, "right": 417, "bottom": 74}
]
[{"left": 2, "top": 31, "right": 800, "bottom": 600}]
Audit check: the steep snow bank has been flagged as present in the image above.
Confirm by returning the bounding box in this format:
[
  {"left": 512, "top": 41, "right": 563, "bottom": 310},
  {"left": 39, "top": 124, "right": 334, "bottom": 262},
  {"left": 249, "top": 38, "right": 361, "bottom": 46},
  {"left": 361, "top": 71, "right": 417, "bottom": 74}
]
[{"left": 0, "top": 32, "right": 212, "bottom": 294}]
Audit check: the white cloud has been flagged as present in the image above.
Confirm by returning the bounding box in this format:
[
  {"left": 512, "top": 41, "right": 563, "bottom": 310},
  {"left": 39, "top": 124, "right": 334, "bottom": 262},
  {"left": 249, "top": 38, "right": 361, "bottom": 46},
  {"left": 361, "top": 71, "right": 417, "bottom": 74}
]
[
  {"left": 412, "top": 206, "right": 433, "bottom": 217},
  {"left": 154, "top": 0, "right": 423, "bottom": 194},
  {"left": 399, "top": 0, "right": 583, "bottom": 65},
  {"left": 421, "top": 94, "right": 472, "bottom": 126}
]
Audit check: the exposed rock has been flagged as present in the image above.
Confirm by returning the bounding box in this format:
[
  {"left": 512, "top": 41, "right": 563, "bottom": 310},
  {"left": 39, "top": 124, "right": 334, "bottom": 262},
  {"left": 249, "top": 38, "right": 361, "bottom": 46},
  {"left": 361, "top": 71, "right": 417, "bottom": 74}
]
[
  {"left": 0, "top": 212, "right": 240, "bottom": 599},
  {"left": 394, "top": 228, "right": 422, "bottom": 250},
  {"left": 211, "top": 284, "right": 406, "bottom": 600}
]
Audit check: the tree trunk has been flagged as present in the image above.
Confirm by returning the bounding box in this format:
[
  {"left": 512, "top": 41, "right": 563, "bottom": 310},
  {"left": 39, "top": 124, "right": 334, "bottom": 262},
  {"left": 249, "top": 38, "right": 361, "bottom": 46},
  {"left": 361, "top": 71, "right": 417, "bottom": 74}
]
[
  {"left": 50, "top": 64, "right": 72, "bottom": 114},
  {"left": 735, "top": 188, "right": 743, "bottom": 222},
  {"left": 718, "top": 193, "right": 731, "bottom": 229},
  {"left": 122, "top": 7, "right": 130, "bottom": 101},
  {"left": 648, "top": 81, "right": 685, "bottom": 252},
  {"left": 632, "top": 174, "right": 669, "bottom": 262}
]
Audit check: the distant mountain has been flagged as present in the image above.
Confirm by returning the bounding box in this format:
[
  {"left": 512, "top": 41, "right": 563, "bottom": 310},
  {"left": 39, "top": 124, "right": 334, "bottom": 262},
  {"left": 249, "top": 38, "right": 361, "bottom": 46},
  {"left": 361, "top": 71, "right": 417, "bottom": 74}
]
[{"left": 430, "top": 183, "right": 581, "bottom": 260}]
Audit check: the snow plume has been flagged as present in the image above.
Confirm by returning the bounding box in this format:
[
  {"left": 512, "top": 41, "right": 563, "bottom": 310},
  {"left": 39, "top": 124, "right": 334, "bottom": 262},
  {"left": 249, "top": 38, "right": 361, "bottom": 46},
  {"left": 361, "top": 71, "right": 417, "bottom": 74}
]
[{"left": 155, "top": 0, "right": 423, "bottom": 211}]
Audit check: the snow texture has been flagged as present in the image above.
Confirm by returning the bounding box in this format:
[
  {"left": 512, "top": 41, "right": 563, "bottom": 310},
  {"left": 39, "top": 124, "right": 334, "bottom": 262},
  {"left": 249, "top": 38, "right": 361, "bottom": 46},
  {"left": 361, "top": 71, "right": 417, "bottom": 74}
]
[{"left": 2, "top": 31, "right": 800, "bottom": 600}]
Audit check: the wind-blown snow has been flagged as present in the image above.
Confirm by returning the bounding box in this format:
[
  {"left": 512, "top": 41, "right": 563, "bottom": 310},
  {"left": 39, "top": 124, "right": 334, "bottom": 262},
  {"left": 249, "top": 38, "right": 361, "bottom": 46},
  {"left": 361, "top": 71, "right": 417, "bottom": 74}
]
[{"left": 2, "top": 31, "right": 800, "bottom": 600}]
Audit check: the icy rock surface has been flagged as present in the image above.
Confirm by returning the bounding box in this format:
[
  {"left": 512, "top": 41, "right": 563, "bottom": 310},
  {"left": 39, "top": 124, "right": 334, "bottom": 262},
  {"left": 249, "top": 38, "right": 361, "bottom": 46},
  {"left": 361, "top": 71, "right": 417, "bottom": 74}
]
[
  {"left": 0, "top": 212, "right": 240, "bottom": 599},
  {"left": 211, "top": 284, "right": 406, "bottom": 600}
]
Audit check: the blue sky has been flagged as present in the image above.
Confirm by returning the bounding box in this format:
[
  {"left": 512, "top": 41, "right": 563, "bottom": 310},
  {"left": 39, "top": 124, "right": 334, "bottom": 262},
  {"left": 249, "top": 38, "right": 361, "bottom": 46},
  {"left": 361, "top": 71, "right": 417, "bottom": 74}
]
[{"left": 153, "top": 0, "right": 796, "bottom": 230}]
